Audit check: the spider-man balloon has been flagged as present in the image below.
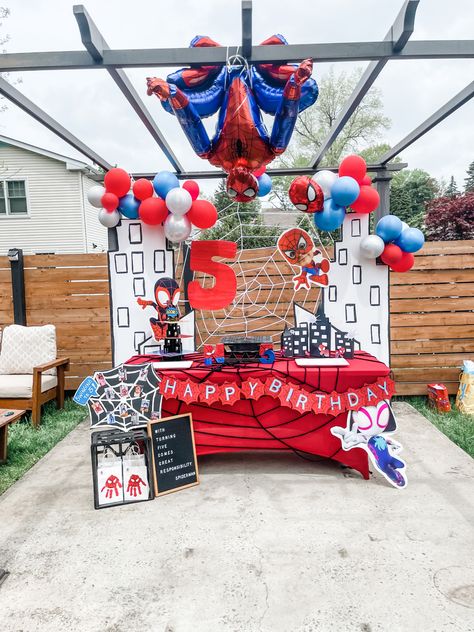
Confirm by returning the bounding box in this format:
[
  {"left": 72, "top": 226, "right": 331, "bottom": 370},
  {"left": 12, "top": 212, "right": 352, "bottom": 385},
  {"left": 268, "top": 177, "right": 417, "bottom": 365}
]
[
  {"left": 147, "top": 35, "right": 318, "bottom": 202},
  {"left": 288, "top": 176, "right": 324, "bottom": 213}
]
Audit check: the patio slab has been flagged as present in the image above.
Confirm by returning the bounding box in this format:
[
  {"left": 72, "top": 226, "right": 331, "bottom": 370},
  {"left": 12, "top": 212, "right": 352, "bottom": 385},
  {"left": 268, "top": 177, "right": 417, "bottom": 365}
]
[{"left": 0, "top": 402, "right": 473, "bottom": 632}]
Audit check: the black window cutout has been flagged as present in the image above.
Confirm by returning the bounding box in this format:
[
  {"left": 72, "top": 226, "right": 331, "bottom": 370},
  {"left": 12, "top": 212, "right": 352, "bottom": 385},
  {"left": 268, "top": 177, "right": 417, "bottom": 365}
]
[
  {"left": 371, "top": 324, "right": 381, "bottom": 344},
  {"left": 370, "top": 286, "right": 381, "bottom": 306},
  {"left": 345, "top": 304, "right": 356, "bottom": 323},
  {"left": 117, "top": 307, "right": 130, "bottom": 328},
  {"left": 134, "top": 331, "right": 146, "bottom": 351},
  {"left": 114, "top": 253, "right": 128, "bottom": 274},
  {"left": 328, "top": 285, "right": 337, "bottom": 302},
  {"left": 154, "top": 250, "right": 166, "bottom": 273},
  {"left": 352, "top": 265, "right": 362, "bottom": 285},
  {"left": 131, "top": 251, "right": 144, "bottom": 274},
  {"left": 133, "top": 277, "right": 145, "bottom": 297},
  {"left": 129, "top": 223, "right": 142, "bottom": 244},
  {"left": 338, "top": 248, "right": 348, "bottom": 265},
  {"left": 351, "top": 218, "right": 361, "bottom": 237}
]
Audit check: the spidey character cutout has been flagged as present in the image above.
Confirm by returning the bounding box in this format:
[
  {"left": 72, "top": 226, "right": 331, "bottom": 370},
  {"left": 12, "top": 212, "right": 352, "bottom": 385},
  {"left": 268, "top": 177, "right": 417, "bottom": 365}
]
[
  {"left": 146, "top": 34, "right": 318, "bottom": 202},
  {"left": 137, "top": 277, "right": 180, "bottom": 341},
  {"left": 277, "top": 228, "right": 330, "bottom": 291}
]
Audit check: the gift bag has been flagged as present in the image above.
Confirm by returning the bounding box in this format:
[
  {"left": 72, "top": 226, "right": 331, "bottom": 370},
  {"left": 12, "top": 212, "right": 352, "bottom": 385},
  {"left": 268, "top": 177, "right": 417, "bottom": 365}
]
[
  {"left": 123, "top": 445, "right": 149, "bottom": 502},
  {"left": 97, "top": 448, "right": 124, "bottom": 506},
  {"left": 456, "top": 361, "right": 474, "bottom": 415}
]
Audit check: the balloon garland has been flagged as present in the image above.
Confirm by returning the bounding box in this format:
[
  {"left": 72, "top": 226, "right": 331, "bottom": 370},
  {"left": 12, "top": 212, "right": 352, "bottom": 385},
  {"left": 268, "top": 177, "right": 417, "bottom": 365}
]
[
  {"left": 287, "top": 155, "right": 381, "bottom": 232},
  {"left": 368, "top": 215, "right": 424, "bottom": 273},
  {"left": 88, "top": 168, "right": 219, "bottom": 243}
]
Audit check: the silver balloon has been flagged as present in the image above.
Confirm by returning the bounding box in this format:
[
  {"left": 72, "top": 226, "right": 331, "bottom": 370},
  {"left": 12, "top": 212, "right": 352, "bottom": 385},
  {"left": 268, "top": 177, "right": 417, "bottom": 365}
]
[
  {"left": 98, "top": 208, "right": 120, "bottom": 228},
  {"left": 313, "top": 170, "right": 338, "bottom": 199},
  {"left": 87, "top": 185, "right": 106, "bottom": 208},
  {"left": 165, "top": 187, "right": 192, "bottom": 216},
  {"left": 360, "top": 234, "right": 385, "bottom": 258},
  {"left": 164, "top": 214, "right": 191, "bottom": 243}
]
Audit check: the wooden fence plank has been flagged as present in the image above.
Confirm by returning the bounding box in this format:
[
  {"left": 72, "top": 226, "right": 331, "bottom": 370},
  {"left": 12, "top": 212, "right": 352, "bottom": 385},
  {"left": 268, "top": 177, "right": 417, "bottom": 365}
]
[
  {"left": 391, "top": 312, "right": 474, "bottom": 327},
  {"left": 390, "top": 296, "right": 474, "bottom": 313},
  {"left": 391, "top": 282, "right": 474, "bottom": 299},
  {"left": 23, "top": 253, "right": 108, "bottom": 268},
  {"left": 392, "top": 338, "right": 474, "bottom": 354},
  {"left": 390, "top": 353, "right": 470, "bottom": 368},
  {"left": 396, "top": 382, "right": 459, "bottom": 396},
  {"left": 391, "top": 269, "right": 472, "bottom": 285}
]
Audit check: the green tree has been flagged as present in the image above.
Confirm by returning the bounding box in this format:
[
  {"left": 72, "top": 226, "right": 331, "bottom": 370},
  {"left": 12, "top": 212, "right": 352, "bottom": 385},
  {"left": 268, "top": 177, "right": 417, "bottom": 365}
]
[
  {"left": 445, "top": 176, "right": 459, "bottom": 198},
  {"left": 389, "top": 169, "right": 438, "bottom": 229},
  {"left": 464, "top": 160, "right": 474, "bottom": 192},
  {"left": 200, "top": 180, "right": 281, "bottom": 249}
]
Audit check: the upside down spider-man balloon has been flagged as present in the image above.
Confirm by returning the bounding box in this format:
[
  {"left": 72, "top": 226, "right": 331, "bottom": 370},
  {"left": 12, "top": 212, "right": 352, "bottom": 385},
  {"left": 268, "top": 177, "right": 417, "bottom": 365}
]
[{"left": 146, "top": 35, "right": 318, "bottom": 202}]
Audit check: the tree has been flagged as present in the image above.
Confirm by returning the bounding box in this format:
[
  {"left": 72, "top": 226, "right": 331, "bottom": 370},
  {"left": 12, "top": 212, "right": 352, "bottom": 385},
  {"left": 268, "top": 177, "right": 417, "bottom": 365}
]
[
  {"left": 464, "top": 161, "right": 474, "bottom": 192},
  {"left": 200, "top": 180, "right": 281, "bottom": 249},
  {"left": 425, "top": 193, "right": 474, "bottom": 241},
  {"left": 389, "top": 169, "right": 438, "bottom": 229},
  {"left": 445, "top": 176, "right": 459, "bottom": 198}
]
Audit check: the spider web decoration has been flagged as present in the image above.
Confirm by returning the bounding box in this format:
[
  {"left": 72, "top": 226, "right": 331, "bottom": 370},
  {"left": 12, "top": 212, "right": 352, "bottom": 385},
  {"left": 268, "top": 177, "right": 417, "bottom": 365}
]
[{"left": 175, "top": 200, "right": 334, "bottom": 348}]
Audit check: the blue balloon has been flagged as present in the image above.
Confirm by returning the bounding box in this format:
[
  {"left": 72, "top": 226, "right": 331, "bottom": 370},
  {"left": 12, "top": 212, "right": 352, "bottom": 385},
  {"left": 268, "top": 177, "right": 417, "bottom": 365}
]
[
  {"left": 314, "top": 199, "right": 346, "bottom": 232},
  {"left": 331, "top": 176, "right": 360, "bottom": 207},
  {"left": 394, "top": 227, "right": 425, "bottom": 253},
  {"left": 118, "top": 193, "right": 140, "bottom": 219},
  {"left": 376, "top": 215, "right": 403, "bottom": 243},
  {"left": 257, "top": 173, "right": 272, "bottom": 197},
  {"left": 153, "top": 171, "right": 180, "bottom": 199}
]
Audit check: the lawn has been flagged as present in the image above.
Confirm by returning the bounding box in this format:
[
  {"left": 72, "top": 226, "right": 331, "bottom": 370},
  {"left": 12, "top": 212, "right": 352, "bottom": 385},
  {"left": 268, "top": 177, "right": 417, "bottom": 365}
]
[
  {"left": 0, "top": 399, "right": 86, "bottom": 496},
  {"left": 398, "top": 396, "right": 474, "bottom": 458}
]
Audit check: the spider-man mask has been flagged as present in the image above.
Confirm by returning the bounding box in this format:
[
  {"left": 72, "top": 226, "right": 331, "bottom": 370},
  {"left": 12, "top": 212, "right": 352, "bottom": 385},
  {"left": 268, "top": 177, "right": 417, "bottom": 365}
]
[
  {"left": 277, "top": 228, "right": 319, "bottom": 267},
  {"left": 288, "top": 176, "right": 324, "bottom": 213},
  {"left": 154, "top": 277, "right": 180, "bottom": 310},
  {"left": 226, "top": 168, "right": 259, "bottom": 203}
]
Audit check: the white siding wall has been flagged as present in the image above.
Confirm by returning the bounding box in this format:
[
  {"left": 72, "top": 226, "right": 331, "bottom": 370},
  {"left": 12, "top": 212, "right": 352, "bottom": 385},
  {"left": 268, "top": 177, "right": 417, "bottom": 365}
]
[
  {"left": 0, "top": 144, "right": 90, "bottom": 254},
  {"left": 82, "top": 174, "right": 108, "bottom": 253}
]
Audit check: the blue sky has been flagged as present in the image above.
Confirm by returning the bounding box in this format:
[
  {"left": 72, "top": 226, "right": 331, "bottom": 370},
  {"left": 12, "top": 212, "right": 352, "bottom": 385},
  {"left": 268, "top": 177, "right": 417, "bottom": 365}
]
[{"left": 2, "top": 0, "right": 473, "bottom": 194}]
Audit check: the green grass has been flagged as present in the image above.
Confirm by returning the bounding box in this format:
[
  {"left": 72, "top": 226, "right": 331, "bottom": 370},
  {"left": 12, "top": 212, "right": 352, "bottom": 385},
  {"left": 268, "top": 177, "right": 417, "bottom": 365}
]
[
  {"left": 0, "top": 399, "right": 86, "bottom": 496},
  {"left": 398, "top": 396, "right": 474, "bottom": 458}
]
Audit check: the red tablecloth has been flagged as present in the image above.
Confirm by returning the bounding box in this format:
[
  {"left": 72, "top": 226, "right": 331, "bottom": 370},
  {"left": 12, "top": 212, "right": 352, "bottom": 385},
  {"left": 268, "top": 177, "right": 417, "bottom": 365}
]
[{"left": 127, "top": 352, "right": 391, "bottom": 479}]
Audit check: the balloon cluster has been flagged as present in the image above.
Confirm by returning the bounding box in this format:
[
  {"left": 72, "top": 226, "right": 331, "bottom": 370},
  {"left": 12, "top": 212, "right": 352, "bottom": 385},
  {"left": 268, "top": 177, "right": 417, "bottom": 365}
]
[
  {"left": 88, "top": 168, "right": 218, "bottom": 244},
  {"left": 288, "top": 155, "right": 380, "bottom": 232},
  {"left": 360, "top": 215, "right": 425, "bottom": 273}
]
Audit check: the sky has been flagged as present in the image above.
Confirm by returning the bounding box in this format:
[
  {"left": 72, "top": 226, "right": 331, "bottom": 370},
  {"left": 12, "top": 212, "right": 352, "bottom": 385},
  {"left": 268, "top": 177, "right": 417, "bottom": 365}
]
[{"left": 1, "top": 0, "right": 473, "bottom": 196}]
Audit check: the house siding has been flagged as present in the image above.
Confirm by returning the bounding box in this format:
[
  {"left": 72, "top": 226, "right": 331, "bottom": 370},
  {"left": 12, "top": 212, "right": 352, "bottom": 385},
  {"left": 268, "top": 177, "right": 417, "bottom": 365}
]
[
  {"left": 82, "top": 174, "right": 108, "bottom": 252},
  {"left": 0, "top": 144, "right": 105, "bottom": 254}
]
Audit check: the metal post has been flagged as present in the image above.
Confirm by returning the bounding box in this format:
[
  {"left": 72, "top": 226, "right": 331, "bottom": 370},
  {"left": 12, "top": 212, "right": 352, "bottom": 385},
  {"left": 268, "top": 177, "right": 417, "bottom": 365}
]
[
  {"left": 181, "top": 243, "right": 193, "bottom": 316},
  {"left": 374, "top": 171, "right": 392, "bottom": 223},
  {"left": 8, "top": 248, "right": 27, "bottom": 326}
]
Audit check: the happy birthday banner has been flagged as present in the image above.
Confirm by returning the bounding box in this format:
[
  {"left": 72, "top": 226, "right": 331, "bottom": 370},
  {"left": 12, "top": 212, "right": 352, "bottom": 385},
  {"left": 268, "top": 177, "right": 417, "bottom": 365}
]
[{"left": 159, "top": 375, "right": 395, "bottom": 416}]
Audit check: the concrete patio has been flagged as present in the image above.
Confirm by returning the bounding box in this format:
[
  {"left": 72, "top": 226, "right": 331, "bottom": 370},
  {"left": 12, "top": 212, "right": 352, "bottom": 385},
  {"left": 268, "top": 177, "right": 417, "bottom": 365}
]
[{"left": 0, "top": 402, "right": 473, "bottom": 632}]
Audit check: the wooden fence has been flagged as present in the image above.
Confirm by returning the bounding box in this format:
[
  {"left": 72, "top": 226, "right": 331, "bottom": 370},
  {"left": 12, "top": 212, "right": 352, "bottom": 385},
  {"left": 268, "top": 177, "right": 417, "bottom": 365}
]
[{"left": 0, "top": 241, "right": 472, "bottom": 394}]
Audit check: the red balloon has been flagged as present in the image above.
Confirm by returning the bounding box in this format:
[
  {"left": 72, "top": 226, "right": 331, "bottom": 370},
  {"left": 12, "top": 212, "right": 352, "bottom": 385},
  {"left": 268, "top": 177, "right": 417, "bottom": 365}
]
[
  {"left": 133, "top": 178, "right": 154, "bottom": 201},
  {"left": 350, "top": 185, "right": 380, "bottom": 213},
  {"left": 101, "top": 192, "right": 119, "bottom": 212},
  {"left": 104, "top": 168, "right": 131, "bottom": 198},
  {"left": 339, "top": 155, "right": 367, "bottom": 183},
  {"left": 187, "top": 199, "right": 218, "bottom": 229},
  {"left": 381, "top": 243, "right": 403, "bottom": 266},
  {"left": 361, "top": 175, "right": 372, "bottom": 186},
  {"left": 253, "top": 166, "right": 266, "bottom": 178},
  {"left": 182, "top": 180, "right": 200, "bottom": 201},
  {"left": 390, "top": 251, "right": 415, "bottom": 273},
  {"left": 139, "top": 197, "right": 168, "bottom": 225}
]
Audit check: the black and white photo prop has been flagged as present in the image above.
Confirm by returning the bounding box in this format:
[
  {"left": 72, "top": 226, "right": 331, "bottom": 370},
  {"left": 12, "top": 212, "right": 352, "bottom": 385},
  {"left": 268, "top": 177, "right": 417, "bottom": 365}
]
[
  {"left": 148, "top": 413, "right": 199, "bottom": 496},
  {"left": 91, "top": 428, "right": 154, "bottom": 509},
  {"left": 88, "top": 363, "right": 161, "bottom": 431}
]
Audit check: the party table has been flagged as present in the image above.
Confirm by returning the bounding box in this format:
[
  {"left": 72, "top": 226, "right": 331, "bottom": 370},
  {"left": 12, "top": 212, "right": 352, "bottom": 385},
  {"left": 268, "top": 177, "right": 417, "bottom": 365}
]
[{"left": 126, "top": 352, "right": 393, "bottom": 479}]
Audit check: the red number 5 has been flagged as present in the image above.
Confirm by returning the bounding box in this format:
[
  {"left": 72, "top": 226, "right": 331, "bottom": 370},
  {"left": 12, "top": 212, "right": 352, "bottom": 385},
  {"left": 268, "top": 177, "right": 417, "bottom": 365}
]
[{"left": 188, "top": 241, "right": 237, "bottom": 310}]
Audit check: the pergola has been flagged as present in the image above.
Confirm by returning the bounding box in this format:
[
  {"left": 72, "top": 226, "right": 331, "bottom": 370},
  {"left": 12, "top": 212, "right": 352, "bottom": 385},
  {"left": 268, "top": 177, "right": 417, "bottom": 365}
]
[{"left": 1, "top": 0, "right": 473, "bottom": 219}]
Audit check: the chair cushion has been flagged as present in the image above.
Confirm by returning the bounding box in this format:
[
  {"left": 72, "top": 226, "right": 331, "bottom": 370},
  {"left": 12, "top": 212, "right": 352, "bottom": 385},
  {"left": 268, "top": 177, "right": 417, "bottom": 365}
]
[
  {"left": 0, "top": 374, "right": 58, "bottom": 398},
  {"left": 0, "top": 325, "right": 57, "bottom": 376}
]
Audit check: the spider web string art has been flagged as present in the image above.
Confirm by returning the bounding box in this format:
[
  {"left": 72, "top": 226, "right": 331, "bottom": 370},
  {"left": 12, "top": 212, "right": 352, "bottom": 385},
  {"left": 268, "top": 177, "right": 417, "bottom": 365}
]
[{"left": 176, "top": 200, "right": 334, "bottom": 348}]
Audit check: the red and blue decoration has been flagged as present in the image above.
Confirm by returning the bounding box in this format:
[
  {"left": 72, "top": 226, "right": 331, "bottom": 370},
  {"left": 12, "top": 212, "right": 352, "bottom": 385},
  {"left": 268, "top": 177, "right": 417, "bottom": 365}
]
[
  {"left": 288, "top": 176, "right": 324, "bottom": 213},
  {"left": 146, "top": 34, "right": 318, "bottom": 202},
  {"left": 277, "top": 228, "right": 330, "bottom": 291}
]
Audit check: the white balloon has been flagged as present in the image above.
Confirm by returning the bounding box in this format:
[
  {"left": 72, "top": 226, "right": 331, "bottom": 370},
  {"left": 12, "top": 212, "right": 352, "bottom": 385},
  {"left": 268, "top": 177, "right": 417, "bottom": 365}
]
[
  {"left": 165, "top": 187, "right": 192, "bottom": 216},
  {"left": 313, "top": 170, "right": 338, "bottom": 199},
  {"left": 360, "top": 234, "right": 385, "bottom": 258},
  {"left": 98, "top": 208, "right": 120, "bottom": 228},
  {"left": 164, "top": 214, "right": 191, "bottom": 243},
  {"left": 87, "top": 185, "right": 106, "bottom": 208}
]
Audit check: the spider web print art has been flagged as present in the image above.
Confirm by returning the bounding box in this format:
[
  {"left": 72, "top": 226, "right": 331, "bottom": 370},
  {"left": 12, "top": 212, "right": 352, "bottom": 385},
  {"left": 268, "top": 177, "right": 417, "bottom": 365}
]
[
  {"left": 176, "top": 200, "right": 335, "bottom": 348},
  {"left": 88, "top": 363, "right": 162, "bottom": 431}
]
